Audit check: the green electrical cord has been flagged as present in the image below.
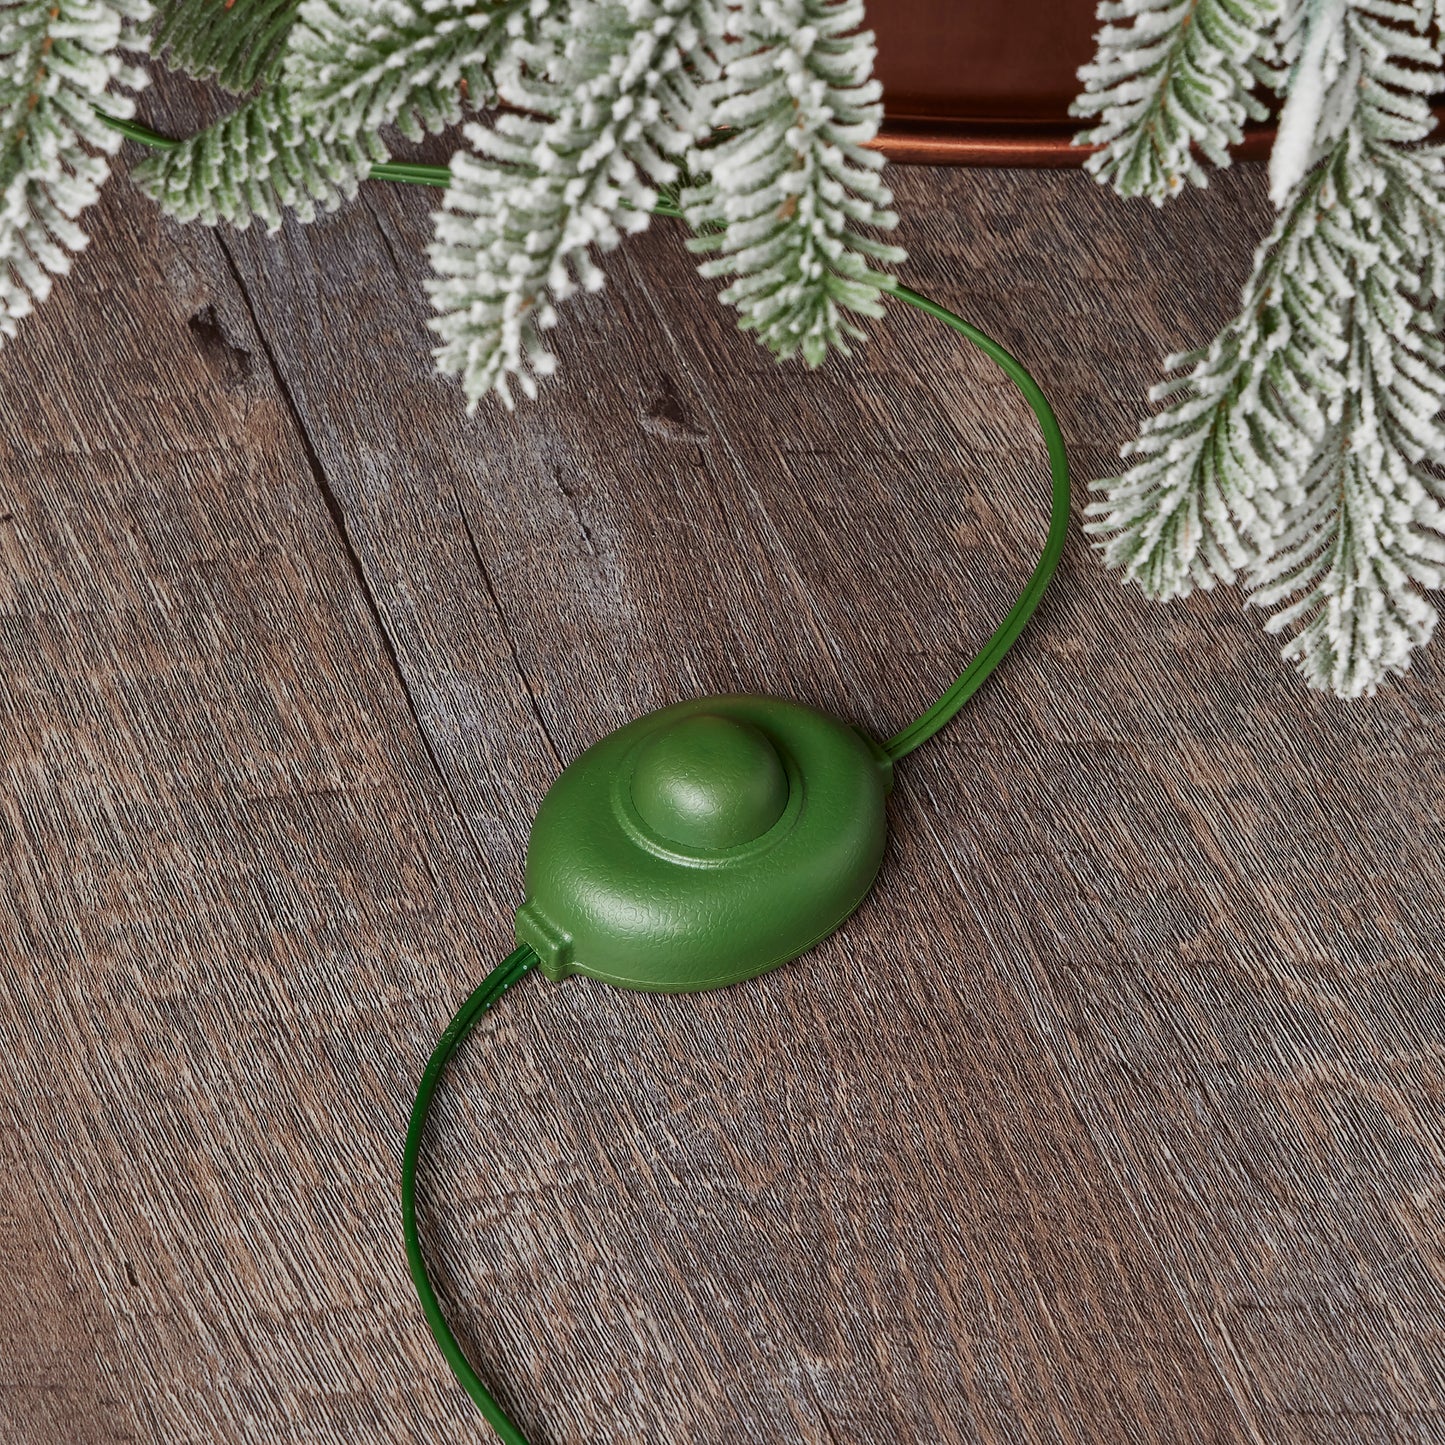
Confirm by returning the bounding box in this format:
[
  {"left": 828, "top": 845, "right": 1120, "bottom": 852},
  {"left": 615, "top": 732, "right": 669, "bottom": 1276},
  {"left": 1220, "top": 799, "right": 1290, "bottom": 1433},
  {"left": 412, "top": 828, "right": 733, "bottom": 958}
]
[
  {"left": 877, "top": 286, "right": 1070, "bottom": 760},
  {"left": 102, "top": 110, "right": 1071, "bottom": 1443},
  {"left": 403, "top": 945, "right": 539, "bottom": 1445}
]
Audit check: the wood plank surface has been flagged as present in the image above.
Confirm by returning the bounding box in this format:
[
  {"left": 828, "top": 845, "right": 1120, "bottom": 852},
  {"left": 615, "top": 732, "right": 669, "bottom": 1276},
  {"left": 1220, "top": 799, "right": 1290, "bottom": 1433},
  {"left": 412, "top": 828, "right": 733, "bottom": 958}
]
[{"left": 1, "top": 81, "right": 1442, "bottom": 1445}]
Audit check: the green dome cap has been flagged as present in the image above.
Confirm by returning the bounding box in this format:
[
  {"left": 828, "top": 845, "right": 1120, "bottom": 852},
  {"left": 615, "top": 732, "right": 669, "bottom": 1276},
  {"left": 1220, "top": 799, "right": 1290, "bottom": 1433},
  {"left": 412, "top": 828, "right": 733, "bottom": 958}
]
[{"left": 630, "top": 713, "right": 788, "bottom": 850}]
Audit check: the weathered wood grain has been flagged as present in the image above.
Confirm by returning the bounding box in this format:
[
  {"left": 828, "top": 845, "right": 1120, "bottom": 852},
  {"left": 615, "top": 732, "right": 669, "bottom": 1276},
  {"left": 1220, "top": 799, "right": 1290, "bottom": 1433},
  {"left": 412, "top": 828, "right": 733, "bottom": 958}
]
[{"left": 0, "top": 82, "right": 1441, "bottom": 1445}]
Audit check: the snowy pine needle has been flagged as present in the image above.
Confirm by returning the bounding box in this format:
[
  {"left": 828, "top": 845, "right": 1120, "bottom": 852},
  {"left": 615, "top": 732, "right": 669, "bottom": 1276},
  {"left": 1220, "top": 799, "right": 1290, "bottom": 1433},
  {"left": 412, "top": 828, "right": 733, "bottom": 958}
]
[
  {"left": 149, "top": 0, "right": 296, "bottom": 92},
  {"left": 426, "top": 0, "right": 727, "bottom": 409},
  {"left": 0, "top": 0, "right": 150, "bottom": 346},
  {"left": 133, "top": 84, "right": 385, "bottom": 232},
  {"left": 1268, "top": 0, "right": 1348, "bottom": 204},
  {"left": 284, "top": 0, "right": 538, "bottom": 142},
  {"left": 1072, "top": 0, "right": 1283, "bottom": 205},
  {"left": 1083, "top": 164, "right": 1336, "bottom": 602},
  {"left": 1085, "top": 0, "right": 1445, "bottom": 695},
  {"left": 682, "top": 0, "right": 905, "bottom": 365}
]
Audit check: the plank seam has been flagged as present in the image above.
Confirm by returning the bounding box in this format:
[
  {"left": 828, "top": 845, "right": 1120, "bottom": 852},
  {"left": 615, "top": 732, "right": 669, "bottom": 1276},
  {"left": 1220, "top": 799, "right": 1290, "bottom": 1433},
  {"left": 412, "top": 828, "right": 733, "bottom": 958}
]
[{"left": 212, "top": 232, "right": 470, "bottom": 823}]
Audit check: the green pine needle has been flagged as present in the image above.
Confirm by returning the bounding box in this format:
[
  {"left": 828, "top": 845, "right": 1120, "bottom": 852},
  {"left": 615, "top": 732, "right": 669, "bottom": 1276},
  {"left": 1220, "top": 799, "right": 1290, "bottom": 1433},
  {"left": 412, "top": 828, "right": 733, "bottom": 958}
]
[
  {"left": 150, "top": 0, "right": 300, "bottom": 91},
  {"left": 133, "top": 83, "right": 384, "bottom": 231}
]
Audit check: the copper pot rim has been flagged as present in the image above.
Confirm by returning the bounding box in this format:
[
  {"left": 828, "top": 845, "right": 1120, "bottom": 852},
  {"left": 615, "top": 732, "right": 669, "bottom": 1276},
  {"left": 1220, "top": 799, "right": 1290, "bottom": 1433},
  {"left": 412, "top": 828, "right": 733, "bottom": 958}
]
[{"left": 869, "top": 114, "right": 1284, "bottom": 168}]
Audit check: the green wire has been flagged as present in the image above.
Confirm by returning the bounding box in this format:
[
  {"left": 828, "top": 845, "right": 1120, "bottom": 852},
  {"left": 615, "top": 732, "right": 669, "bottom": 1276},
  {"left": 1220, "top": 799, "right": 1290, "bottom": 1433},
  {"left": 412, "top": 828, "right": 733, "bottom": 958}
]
[
  {"left": 394, "top": 299, "right": 1065, "bottom": 1436},
  {"left": 103, "top": 108, "right": 1071, "bottom": 1442},
  {"left": 402, "top": 944, "right": 539, "bottom": 1445},
  {"left": 877, "top": 287, "right": 1071, "bottom": 759},
  {"left": 98, "top": 111, "right": 183, "bottom": 150}
]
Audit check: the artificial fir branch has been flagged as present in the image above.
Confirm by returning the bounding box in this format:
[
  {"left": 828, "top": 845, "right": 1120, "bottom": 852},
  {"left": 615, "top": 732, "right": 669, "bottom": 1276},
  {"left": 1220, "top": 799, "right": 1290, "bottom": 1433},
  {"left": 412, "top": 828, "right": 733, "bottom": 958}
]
[
  {"left": 1072, "top": 0, "right": 1284, "bottom": 204},
  {"left": 427, "top": 0, "right": 726, "bottom": 409},
  {"left": 285, "top": 0, "right": 538, "bottom": 143},
  {"left": 1251, "top": 138, "right": 1445, "bottom": 693},
  {"left": 7, "top": 0, "right": 1437, "bottom": 699},
  {"left": 132, "top": 82, "right": 384, "bottom": 230},
  {"left": 4, "top": 0, "right": 907, "bottom": 395},
  {"left": 149, "top": 0, "right": 297, "bottom": 91},
  {"left": 681, "top": 0, "right": 905, "bottom": 366},
  {"left": 144, "top": 0, "right": 547, "bottom": 239},
  {"left": 1087, "top": 0, "right": 1445, "bottom": 694},
  {"left": 1084, "top": 161, "right": 1336, "bottom": 599},
  {"left": 0, "top": 0, "right": 150, "bottom": 344}
]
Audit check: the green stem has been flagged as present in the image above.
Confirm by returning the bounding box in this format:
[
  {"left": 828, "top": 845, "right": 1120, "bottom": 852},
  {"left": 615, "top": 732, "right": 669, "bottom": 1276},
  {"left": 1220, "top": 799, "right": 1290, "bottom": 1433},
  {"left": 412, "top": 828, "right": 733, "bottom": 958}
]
[
  {"left": 98, "top": 111, "right": 183, "bottom": 151},
  {"left": 97, "top": 109, "right": 687, "bottom": 215},
  {"left": 371, "top": 161, "right": 454, "bottom": 187}
]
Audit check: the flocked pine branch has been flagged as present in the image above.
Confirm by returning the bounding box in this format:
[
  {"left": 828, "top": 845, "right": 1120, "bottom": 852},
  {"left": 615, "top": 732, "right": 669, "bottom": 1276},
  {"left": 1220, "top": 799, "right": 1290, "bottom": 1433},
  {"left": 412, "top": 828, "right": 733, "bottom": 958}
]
[
  {"left": 1084, "top": 160, "right": 1336, "bottom": 598},
  {"left": 427, "top": 0, "right": 726, "bottom": 409},
  {"left": 1087, "top": 0, "right": 1445, "bottom": 695},
  {"left": 150, "top": 0, "right": 297, "bottom": 91},
  {"left": 137, "top": 0, "right": 385, "bottom": 233},
  {"left": 0, "top": 0, "right": 150, "bottom": 344},
  {"left": 160, "top": 0, "right": 549, "bottom": 238},
  {"left": 681, "top": 0, "right": 905, "bottom": 366},
  {"left": 1252, "top": 144, "right": 1445, "bottom": 685},
  {"left": 284, "top": 0, "right": 537, "bottom": 143},
  {"left": 4, "top": 0, "right": 907, "bottom": 406},
  {"left": 1072, "top": 0, "right": 1284, "bottom": 204},
  {"left": 132, "top": 82, "right": 385, "bottom": 231}
]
